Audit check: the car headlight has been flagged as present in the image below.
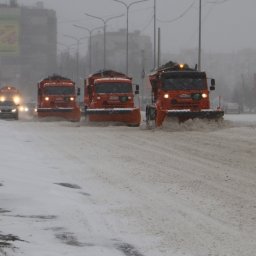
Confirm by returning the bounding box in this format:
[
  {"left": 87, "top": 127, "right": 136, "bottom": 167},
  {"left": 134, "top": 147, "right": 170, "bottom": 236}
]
[
  {"left": 202, "top": 93, "right": 208, "bottom": 98},
  {"left": 11, "top": 109, "right": 17, "bottom": 113},
  {"left": 19, "top": 106, "right": 29, "bottom": 112}
]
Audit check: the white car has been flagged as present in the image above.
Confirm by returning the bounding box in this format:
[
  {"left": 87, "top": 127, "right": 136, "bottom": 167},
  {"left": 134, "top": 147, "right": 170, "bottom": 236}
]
[{"left": 0, "top": 100, "right": 19, "bottom": 120}]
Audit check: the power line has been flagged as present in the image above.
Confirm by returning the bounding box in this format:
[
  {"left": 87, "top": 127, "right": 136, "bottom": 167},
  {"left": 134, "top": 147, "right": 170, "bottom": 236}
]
[
  {"left": 157, "top": 1, "right": 195, "bottom": 23},
  {"left": 207, "top": 0, "right": 231, "bottom": 4},
  {"left": 187, "top": 0, "right": 231, "bottom": 49}
]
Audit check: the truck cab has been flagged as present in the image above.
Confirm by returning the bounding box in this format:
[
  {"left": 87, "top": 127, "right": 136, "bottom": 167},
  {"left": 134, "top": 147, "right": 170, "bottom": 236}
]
[
  {"left": 37, "top": 75, "right": 81, "bottom": 122},
  {"left": 146, "top": 61, "right": 224, "bottom": 127}
]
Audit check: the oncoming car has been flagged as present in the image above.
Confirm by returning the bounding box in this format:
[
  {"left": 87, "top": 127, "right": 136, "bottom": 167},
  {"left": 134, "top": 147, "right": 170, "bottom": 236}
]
[
  {"left": 0, "top": 100, "right": 19, "bottom": 120},
  {"left": 224, "top": 102, "right": 241, "bottom": 114}
]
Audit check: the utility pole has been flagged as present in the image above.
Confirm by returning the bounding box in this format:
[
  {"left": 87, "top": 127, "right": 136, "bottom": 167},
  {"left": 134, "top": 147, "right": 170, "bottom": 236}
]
[
  {"left": 157, "top": 27, "right": 161, "bottom": 68},
  {"left": 153, "top": 0, "right": 156, "bottom": 69},
  {"left": 198, "top": 0, "right": 202, "bottom": 71},
  {"left": 141, "top": 49, "right": 145, "bottom": 109}
]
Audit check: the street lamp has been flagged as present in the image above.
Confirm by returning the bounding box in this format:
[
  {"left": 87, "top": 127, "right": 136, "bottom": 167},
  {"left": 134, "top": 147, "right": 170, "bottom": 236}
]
[
  {"left": 113, "top": 0, "right": 148, "bottom": 75},
  {"left": 63, "top": 34, "right": 87, "bottom": 83},
  {"left": 84, "top": 12, "right": 124, "bottom": 70},
  {"left": 73, "top": 24, "right": 103, "bottom": 74}
]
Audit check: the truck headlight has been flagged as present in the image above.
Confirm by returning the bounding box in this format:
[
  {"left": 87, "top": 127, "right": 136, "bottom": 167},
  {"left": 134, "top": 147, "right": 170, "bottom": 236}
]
[
  {"left": 202, "top": 93, "right": 208, "bottom": 98},
  {"left": 164, "top": 94, "right": 169, "bottom": 99},
  {"left": 11, "top": 109, "right": 17, "bottom": 113},
  {"left": 13, "top": 96, "right": 20, "bottom": 104},
  {"left": 45, "top": 97, "right": 49, "bottom": 101}
]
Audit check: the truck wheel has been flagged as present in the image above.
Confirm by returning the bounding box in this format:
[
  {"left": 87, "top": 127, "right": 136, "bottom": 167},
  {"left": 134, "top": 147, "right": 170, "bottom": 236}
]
[{"left": 127, "top": 123, "right": 140, "bottom": 127}]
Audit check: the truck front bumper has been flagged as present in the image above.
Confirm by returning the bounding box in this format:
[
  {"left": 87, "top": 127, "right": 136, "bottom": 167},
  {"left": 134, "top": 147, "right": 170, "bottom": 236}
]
[
  {"left": 85, "top": 108, "right": 137, "bottom": 115},
  {"left": 166, "top": 109, "right": 224, "bottom": 119},
  {"left": 37, "top": 107, "right": 74, "bottom": 113}
]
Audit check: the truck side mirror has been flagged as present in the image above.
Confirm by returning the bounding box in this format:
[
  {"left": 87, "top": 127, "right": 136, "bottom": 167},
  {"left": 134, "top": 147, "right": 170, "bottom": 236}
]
[
  {"left": 135, "top": 84, "right": 139, "bottom": 95},
  {"left": 77, "top": 87, "right": 81, "bottom": 96},
  {"left": 210, "top": 79, "right": 215, "bottom": 90}
]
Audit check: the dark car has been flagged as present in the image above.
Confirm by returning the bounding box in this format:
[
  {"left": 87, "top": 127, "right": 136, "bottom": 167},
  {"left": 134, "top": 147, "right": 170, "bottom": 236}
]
[{"left": 0, "top": 100, "right": 19, "bottom": 120}]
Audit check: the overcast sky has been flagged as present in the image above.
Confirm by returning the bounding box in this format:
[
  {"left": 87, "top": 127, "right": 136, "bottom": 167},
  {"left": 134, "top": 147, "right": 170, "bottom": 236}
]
[{"left": 13, "top": 0, "right": 256, "bottom": 55}]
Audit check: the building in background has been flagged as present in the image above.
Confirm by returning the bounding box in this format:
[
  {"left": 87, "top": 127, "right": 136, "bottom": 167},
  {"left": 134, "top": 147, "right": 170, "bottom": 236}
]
[{"left": 0, "top": 0, "right": 57, "bottom": 101}]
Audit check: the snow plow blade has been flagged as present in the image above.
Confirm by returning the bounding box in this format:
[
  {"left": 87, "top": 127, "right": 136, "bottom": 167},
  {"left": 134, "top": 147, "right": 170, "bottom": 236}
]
[
  {"left": 166, "top": 109, "right": 224, "bottom": 121},
  {"left": 37, "top": 107, "right": 81, "bottom": 122},
  {"left": 85, "top": 108, "right": 141, "bottom": 126},
  {"left": 154, "top": 108, "right": 224, "bottom": 126}
]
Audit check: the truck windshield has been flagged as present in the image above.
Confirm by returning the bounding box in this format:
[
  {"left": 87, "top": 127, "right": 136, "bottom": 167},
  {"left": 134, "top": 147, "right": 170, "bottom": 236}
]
[
  {"left": 95, "top": 83, "right": 132, "bottom": 94},
  {"left": 163, "top": 78, "right": 207, "bottom": 91},
  {"left": 44, "top": 86, "right": 75, "bottom": 95},
  {"left": 161, "top": 72, "right": 207, "bottom": 91}
]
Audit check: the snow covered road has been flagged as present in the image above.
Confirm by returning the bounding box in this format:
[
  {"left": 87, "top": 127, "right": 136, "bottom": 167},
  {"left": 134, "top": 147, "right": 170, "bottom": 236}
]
[{"left": 1, "top": 114, "right": 256, "bottom": 256}]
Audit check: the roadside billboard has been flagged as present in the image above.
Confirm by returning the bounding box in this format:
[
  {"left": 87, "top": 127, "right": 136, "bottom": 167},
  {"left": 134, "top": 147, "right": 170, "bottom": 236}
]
[{"left": 0, "top": 8, "right": 20, "bottom": 55}]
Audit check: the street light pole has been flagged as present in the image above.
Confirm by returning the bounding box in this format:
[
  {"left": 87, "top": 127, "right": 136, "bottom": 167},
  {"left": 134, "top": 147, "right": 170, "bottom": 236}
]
[
  {"left": 73, "top": 25, "right": 103, "bottom": 74},
  {"left": 63, "top": 34, "right": 87, "bottom": 83},
  {"left": 113, "top": 0, "right": 148, "bottom": 75},
  {"left": 85, "top": 13, "right": 124, "bottom": 70}
]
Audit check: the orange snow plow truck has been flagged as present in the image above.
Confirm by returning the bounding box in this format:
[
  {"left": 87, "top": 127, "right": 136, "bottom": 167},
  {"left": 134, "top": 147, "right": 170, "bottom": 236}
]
[
  {"left": 84, "top": 70, "right": 141, "bottom": 126},
  {"left": 0, "top": 85, "right": 22, "bottom": 105},
  {"left": 37, "top": 75, "right": 81, "bottom": 122},
  {"left": 146, "top": 61, "right": 224, "bottom": 127}
]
